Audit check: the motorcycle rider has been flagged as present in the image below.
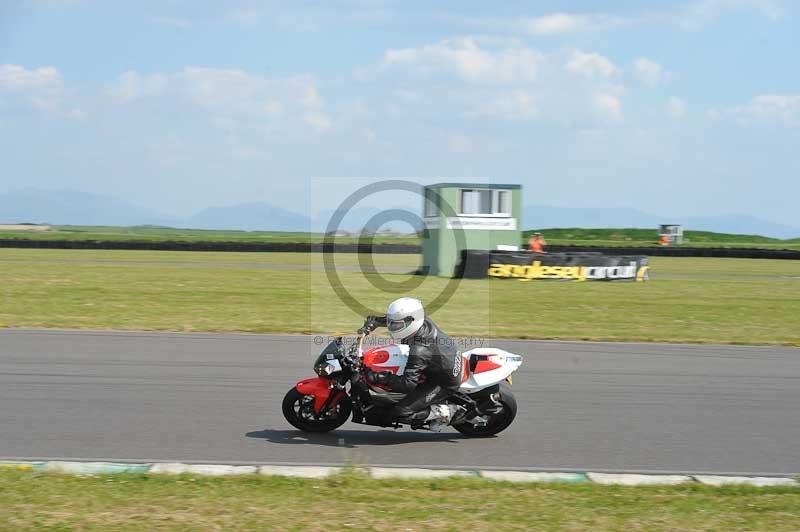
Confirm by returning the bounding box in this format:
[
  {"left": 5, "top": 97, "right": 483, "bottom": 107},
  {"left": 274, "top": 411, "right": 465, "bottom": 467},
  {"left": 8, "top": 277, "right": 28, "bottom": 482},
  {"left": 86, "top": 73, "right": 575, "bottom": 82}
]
[{"left": 360, "top": 297, "right": 464, "bottom": 428}]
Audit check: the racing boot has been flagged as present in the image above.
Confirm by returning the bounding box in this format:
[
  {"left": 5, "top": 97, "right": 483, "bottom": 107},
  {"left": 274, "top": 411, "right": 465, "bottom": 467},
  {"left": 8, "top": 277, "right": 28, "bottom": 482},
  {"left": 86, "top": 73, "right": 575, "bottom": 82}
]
[
  {"left": 425, "top": 404, "right": 465, "bottom": 433},
  {"left": 399, "top": 408, "right": 431, "bottom": 429}
]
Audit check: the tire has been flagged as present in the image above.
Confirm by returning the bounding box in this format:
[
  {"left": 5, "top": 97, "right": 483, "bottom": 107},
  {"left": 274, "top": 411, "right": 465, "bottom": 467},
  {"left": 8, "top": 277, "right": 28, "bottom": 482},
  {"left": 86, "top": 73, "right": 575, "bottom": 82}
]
[
  {"left": 282, "top": 387, "right": 352, "bottom": 433},
  {"left": 453, "top": 382, "right": 517, "bottom": 437}
]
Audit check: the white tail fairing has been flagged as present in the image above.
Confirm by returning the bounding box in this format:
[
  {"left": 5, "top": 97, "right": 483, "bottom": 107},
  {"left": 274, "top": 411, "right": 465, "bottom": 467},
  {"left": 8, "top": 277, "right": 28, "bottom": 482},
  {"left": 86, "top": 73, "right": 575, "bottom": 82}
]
[
  {"left": 361, "top": 343, "right": 522, "bottom": 396},
  {"left": 458, "top": 348, "right": 523, "bottom": 393}
]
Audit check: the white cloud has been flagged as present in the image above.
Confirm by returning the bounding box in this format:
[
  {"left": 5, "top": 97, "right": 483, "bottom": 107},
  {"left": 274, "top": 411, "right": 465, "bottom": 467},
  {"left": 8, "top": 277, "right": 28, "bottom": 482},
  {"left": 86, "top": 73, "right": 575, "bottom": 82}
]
[
  {"left": 678, "top": 0, "right": 783, "bottom": 29},
  {"left": 0, "top": 63, "right": 81, "bottom": 117},
  {"left": 633, "top": 58, "right": 668, "bottom": 87},
  {"left": 0, "top": 64, "right": 61, "bottom": 91},
  {"left": 377, "top": 40, "right": 627, "bottom": 125},
  {"left": 565, "top": 50, "right": 619, "bottom": 79},
  {"left": 262, "top": 100, "right": 283, "bottom": 115},
  {"left": 226, "top": 8, "right": 262, "bottom": 26},
  {"left": 65, "top": 108, "right": 85, "bottom": 120},
  {"left": 722, "top": 94, "right": 800, "bottom": 126},
  {"left": 304, "top": 110, "right": 332, "bottom": 132},
  {"left": 382, "top": 37, "right": 542, "bottom": 84},
  {"left": 299, "top": 85, "right": 324, "bottom": 108},
  {"left": 106, "top": 70, "right": 168, "bottom": 103},
  {"left": 524, "top": 13, "right": 591, "bottom": 34},
  {"left": 298, "top": 85, "right": 331, "bottom": 131},
  {"left": 594, "top": 91, "right": 624, "bottom": 122},
  {"left": 352, "top": 67, "right": 371, "bottom": 82},
  {"left": 520, "top": 13, "right": 626, "bottom": 35},
  {"left": 27, "top": 0, "right": 85, "bottom": 7},
  {"left": 668, "top": 97, "right": 687, "bottom": 118},
  {"left": 470, "top": 90, "right": 538, "bottom": 121},
  {"left": 106, "top": 67, "right": 332, "bottom": 131},
  {"left": 180, "top": 67, "right": 265, "bottom": 107},
  {"left": 462, "top": 1, "right": 783, "bottom": 40},
  {"left": 343, "top": 100, "right": 369, "bottom": 115}
]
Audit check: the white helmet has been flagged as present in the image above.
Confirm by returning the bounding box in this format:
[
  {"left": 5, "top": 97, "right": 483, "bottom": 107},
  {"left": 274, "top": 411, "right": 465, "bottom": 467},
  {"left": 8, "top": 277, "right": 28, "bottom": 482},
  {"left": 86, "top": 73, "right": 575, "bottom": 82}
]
[{"left": 385, "top": 297, "right": 425, "bottom": 340}]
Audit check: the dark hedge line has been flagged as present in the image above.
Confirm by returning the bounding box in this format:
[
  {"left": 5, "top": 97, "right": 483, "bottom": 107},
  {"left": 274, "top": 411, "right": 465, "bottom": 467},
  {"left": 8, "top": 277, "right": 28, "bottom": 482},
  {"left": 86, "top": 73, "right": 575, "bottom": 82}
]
[
  {"left": 545, "top": 245, "right": 800, "bottom": 260},
  {"left": 0, "top": 239, "right": 421, "bottom": 254},
  {"left": 1, "top": 238, "right": 798, "bottom": 259}
]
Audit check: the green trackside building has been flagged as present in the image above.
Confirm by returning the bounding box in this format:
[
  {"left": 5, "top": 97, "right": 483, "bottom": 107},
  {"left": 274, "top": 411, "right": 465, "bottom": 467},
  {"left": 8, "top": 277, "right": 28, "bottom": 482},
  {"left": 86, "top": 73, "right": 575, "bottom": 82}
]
[{"left": 421, "top": 183, "right": 523, "bottom": 277}]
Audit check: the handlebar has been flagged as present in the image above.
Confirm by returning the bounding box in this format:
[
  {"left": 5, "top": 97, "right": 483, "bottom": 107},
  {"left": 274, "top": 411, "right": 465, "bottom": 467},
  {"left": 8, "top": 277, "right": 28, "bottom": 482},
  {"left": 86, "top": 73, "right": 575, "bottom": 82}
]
[
  {"left": 341, "top": 331, "right": 367, "bottom": 369},
  {"left": 358, "top": 315, "right": 386, "bottom": 335},
  {"left": 342, "top": 316, "right": 384, "bottom": 371}
]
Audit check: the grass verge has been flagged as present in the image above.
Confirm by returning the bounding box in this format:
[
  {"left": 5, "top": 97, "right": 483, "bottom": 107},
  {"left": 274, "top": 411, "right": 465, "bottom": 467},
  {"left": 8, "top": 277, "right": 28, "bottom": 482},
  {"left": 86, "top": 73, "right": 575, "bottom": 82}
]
[
  {"left": 1, "top": 470, "right": 799, "bottom": 531},
  {"left": 1, "top": 249, "right": 798, "bottom": 345}
]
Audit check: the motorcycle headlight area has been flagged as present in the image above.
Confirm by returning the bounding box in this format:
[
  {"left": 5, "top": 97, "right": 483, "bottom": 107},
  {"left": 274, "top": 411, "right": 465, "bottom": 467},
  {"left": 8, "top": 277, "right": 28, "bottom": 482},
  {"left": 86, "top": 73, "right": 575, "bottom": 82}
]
[{"left": 315, "top": 359, "right": 342, "bottom": 376}]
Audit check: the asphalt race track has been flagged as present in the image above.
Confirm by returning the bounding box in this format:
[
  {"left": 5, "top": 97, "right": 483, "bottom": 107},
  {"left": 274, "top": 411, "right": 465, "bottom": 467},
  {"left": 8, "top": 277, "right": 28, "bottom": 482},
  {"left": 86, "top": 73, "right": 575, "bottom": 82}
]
[{"left": 1, "top": 329, "right": 798, "bottom": 475}]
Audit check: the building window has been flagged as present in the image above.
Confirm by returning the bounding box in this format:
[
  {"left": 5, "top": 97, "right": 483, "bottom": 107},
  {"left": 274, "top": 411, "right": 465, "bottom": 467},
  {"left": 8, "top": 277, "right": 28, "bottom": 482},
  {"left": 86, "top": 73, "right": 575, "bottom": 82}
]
[
  {"left": 495, "top": 190, "right": 510, "bottom": 215},
  {"left": 459, "top": 188, "right": 511, "bottom": 216},
  {"left": 424, "top": 188, "right": 439, "bottom": 217},
  {"left": 460, "top": 190, "right": 472, "bottom": 214}
]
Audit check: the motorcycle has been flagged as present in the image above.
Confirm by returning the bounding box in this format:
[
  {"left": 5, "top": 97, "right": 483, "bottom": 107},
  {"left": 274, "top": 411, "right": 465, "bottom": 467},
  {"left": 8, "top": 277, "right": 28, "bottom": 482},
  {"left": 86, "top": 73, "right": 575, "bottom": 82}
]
[{"left": 282, "top": 320, "right": 523, "bottom": 437}]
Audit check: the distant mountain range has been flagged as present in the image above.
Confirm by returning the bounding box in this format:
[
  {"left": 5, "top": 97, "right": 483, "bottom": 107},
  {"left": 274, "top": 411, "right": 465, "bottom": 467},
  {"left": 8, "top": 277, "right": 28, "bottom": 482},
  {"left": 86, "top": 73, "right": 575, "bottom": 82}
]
[
  {"left": 0, "top": 188, "right": 179, "bottom": 227},
  {"left": 189, "top": 201, "right": 310, "bottom": 232},
  {"left": 1, "top": 188, "right": 798, "bottom": 239}
]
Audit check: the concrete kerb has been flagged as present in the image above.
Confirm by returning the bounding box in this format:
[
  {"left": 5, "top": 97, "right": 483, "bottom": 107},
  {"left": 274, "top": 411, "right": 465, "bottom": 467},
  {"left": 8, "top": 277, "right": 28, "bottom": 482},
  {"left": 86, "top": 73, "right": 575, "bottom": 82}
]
[
  {"left": 693, "top": 475, "right": 799, "bottom": 487},
  {"left": 258, "top": 465, "right": 343, "bottom": 478},
  {"left": 480, "top": 471, "right": 588, "bottom": 483},
  {"left": 586, "top": 472, "right": 693, "bottom": 486},
  {"left": 1, "top": 461, "right": 798, "bottom": 487},
  {"left": 149, "top": 463, "right": 257, "bottom": 476},
  {"left": 370, "top": 467, "right": 478, "bottom": 479}
]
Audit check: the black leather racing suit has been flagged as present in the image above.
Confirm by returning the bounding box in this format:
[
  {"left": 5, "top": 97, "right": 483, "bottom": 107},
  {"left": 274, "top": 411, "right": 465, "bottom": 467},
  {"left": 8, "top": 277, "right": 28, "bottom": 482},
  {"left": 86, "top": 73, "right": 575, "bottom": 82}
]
[{"left": 377, "top": 317, "right": 463, "bottom": 420}]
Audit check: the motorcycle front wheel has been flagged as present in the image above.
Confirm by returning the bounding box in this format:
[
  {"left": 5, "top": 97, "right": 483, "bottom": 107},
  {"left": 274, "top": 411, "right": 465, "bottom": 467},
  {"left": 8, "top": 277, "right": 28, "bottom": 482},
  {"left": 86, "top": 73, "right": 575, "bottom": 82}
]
[
  {"left": 282, "top": 387, "right": 352, "bottom": 433},
  {"left": 452, "top": 382, "right": 517, "bottom": 437}
]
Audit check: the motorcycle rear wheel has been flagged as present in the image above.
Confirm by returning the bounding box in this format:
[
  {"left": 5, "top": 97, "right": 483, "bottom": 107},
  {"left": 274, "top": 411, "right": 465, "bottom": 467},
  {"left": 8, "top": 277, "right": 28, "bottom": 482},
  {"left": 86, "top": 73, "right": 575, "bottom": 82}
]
[
  {"left": 282, "top": 387, "right": 352, "bottom": 433},
  {"left": 453, "top": 382, "right": 517, "bottom": 437}
]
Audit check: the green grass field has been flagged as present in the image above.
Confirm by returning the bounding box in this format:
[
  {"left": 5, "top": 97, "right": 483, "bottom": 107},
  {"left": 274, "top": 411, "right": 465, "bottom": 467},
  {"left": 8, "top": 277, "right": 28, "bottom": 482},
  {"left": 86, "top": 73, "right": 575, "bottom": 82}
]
[
  {"left": 1, "top": 225, "right": 798, "bottom": 250},
  {"left": 1, "top": 249, "right": 798, "bottom": 345},
  {"left": 1, "top": 470, "right": 798, "bottom": 531}
]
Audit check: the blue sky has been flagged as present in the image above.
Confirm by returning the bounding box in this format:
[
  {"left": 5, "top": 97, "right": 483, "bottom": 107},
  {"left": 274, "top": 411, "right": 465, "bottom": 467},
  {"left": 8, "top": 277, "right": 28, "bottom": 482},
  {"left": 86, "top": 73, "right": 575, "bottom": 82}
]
[{"left": 1, "top": 0, "right": 798, "bottom": 226}]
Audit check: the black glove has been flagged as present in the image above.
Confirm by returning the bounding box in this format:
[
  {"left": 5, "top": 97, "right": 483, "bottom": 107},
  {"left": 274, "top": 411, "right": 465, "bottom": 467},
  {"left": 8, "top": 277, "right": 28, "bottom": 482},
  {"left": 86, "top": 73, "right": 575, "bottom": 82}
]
[
  {"left": 364, "top": 368, "right": 389, "bottom": 384},
  {"left": 359, "top": 315, "right": 387, "bottom": 334}
]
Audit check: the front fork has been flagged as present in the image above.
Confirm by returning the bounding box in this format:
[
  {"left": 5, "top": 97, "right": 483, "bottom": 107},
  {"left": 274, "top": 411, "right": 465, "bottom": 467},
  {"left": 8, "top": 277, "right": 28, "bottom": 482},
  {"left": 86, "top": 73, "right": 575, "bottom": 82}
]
[{"left": 348, "top": 379, "right": 377, "bottom": 425}]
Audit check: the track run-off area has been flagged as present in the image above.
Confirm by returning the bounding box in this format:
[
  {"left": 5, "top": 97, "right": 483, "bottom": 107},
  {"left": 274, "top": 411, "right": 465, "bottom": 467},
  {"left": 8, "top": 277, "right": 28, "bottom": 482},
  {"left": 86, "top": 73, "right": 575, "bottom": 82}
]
[{"left": 1, "top": 329, "right": 798, "bottom": 475}]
